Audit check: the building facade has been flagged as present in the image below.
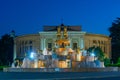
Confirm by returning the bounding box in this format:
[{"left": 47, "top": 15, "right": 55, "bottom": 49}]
[{"left": 14, "top": 25, "right": 111, "bottom": 60}]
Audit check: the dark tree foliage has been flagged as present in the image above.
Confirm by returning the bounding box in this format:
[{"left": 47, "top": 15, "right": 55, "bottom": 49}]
[
  {"left": 0, "top": 34, "right": 14, "bottom": 66},
  {"left": 109, "top": 17, "right": 120, "bottom": 63}
]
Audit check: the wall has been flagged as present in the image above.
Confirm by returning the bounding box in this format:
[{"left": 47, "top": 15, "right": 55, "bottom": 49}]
[
  {"left": 14, "top": 32, "right": 111, "bottom": 59},
  {"left": 84, "top": 33, "right": 111, "bottom": 58},
  {"left": 14, "top": 34, "right": 40, "bottom": 59}
]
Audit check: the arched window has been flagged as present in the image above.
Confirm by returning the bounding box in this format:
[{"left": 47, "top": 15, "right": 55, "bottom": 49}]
[
  {"left": 29, "top": 40, "right": 32, "bottom": 44},
  {"left": 73, "top": 43, "right": 77, "bottom": 50},
  {"left": 101, "top": 41, "right": 104, "bottom": 44},
  {"left": 93, "top": 40, "right": 96, "bottom": 43},
  {"left": 25, "top": 41, "right": 27, "bottom": 45},
  {"left": 48, "top": 43, "right": 52, "bottom": 51},
  {"left": 98, "top": 40, "right": 100, "bottom": 44},
  {"left": 93, "top": 40, "right": 97, "bottom": 46},
  {"left": 22, "top": 41, "right": 24, "bottom": 45},
  {"left": 30, "top": 46, "right": 32, "bottom": 51}
]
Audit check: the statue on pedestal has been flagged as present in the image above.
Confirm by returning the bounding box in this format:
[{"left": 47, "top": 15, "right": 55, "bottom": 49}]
[{"left": 63, "top": 26, "right": 68, "bottom": 39}]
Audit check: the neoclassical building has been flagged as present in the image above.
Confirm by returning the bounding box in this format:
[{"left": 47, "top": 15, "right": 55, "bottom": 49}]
[{"left": 13, "top": 24, "right": 111, "bottom": 60}]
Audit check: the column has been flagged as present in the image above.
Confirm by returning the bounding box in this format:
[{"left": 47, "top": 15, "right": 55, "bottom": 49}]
[
  {"left": 34, "top": 59, "right": 38, "bottom": 68},
  {"left": 40, "top": 36, "right": 43, "bottom": 50},
  {"left": 106, "top": 41, "right": 109, "bottom": 57},
  {"left": 89, "top": 40, "right": 91, "bottom": 48},
  {"left": 80, "top": 37, "right": 84, "bottom": 49},
  {"left": 70, "top": 39, "right": 72, "bottom": 48},
  {"left": 108, "top": 40, "right": 111, "bottom": 58},
  {"left": 78, "top": 37, "right": 81, "bottom": 48},
  {"left": 13, "top": 40, "right": 16, "bottom": 60},
  {"left": 43, "top": 38, "right": 46, "bottom": 49},
  {"left": 69, "top": 33, "right": 72, "bottom": 48},
  {"left": 69, "top": 34, "right": 72, "bottom": 48},
  {"left": 80, "top": 38, "right": 84, "bottom": 49}
]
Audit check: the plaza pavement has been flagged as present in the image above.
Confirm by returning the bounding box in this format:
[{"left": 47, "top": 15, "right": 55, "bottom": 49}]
[{"left": 0, "top": 71, "right": 120, "bottom": 80}]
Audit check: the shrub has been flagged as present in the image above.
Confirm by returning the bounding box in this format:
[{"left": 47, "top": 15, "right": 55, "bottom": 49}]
[{"left": 0, "top": 65, "right": 9, "bottom": 71}]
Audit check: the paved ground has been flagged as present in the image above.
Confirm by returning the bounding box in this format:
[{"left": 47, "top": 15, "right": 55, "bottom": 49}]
[{"left": 0, "top": 71, "right": 120, "bottom": 80}]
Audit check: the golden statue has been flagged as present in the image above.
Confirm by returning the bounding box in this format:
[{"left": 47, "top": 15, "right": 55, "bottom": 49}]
[
  {"left": 63, "top": 26, "right": 68, "bottom": 39},
  {"left": 55, "top": 25, "right": 70, "bottom": 54},
  {"left": 76, "top": 47, "right": 81, "bottom": 54},
  {"left": 57, "top": 26, "right": 61, "bottom": 39}
]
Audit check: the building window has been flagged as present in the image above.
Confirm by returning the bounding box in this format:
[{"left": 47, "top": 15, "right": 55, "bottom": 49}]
[
  {"left": 98, "top": 40, "right": 100, "bottom": 46},
  {"left": 48, "top": 43, "right": 52, "bottom": 51},
  {"left": 29, "top": 40, "right": 32, "bottom": 44},
  {"left": 22, "top": 41, "right": 24, "bottom": 45},
  {"left": 93, "top": 40, "right": 97, "bottom": 47},
  {"left": 93, "top": 40, "right": 97, "bottom": 44},
  {"left": 104, "top": 47, "right": 106, "bottom": 53},
  {"left": 30, "top": 46, "right": 32, "bottom": 51},
  {"left": 25, "top": 41, "right": 27, "bottom": 45},
  {"left": 101, "top": 41, "right": 104, "bottom": 44},
  {"left": 25, "top": 46, "right": 28, "bottom": 52},
  {"left": 22, "top": 46, "right": 24, "bottom": 54},
  {"left": 73, "top": 43, "right": 77, "bottom": 50},
  {"left": 20, "top": 47, "right": 21, "bottom": 54}
]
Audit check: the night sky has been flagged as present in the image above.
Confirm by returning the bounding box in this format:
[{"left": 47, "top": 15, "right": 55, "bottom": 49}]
[{"left": 0, "top": 0, "right": 120, "bottom": 37}]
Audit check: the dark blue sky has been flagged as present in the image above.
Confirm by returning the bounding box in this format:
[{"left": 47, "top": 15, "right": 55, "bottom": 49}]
[{"left": 0, "top": 0, "right": 120, "bottom": 37}]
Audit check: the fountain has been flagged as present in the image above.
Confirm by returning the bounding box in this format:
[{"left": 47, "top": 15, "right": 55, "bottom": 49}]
[
  {"left": 21, "top": 57, "right": 31, "bottom": 68},
  {"left": 43, "top": 48, "right": 48, "bottom": 55}
]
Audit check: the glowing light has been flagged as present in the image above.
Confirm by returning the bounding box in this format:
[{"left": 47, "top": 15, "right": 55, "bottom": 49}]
[
  {"left": 30, "top": 52, "right": 34, "bottom": 59},
  {"left": 91, "top": 53, "right": 95, "bottom": 56}
]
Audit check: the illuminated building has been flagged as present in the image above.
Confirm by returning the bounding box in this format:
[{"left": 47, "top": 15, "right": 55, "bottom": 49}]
[{"left": 13, "top": 24, "right": 111, "bottom": 68}]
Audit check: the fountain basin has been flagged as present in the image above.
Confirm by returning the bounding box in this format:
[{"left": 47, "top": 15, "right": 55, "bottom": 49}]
[{"left": 3, "top": 67, "right": 119, "bottom": 72}]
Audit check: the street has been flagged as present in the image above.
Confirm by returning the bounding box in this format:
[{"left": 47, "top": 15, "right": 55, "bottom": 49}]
[{"left": 0, "top": 71, "right": 120, "bottom": 80}]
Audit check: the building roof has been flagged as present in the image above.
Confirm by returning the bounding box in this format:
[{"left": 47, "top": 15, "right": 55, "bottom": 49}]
[{"left": 43, "top": 24, "right": 81, "bottom": 31}]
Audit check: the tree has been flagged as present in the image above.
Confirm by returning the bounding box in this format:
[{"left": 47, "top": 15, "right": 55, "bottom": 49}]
[
  {"left": 117, "top": 57, "right": 120, "bottom": 65},
  {"left": 0, "top": 34, "right": 14, "bottom": 66},
  {"left": 104, "top": 57, "right": 111, "bottom": 66},
  {"left": 109, "top": 17, "right": 120, "bottom": 63}
]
